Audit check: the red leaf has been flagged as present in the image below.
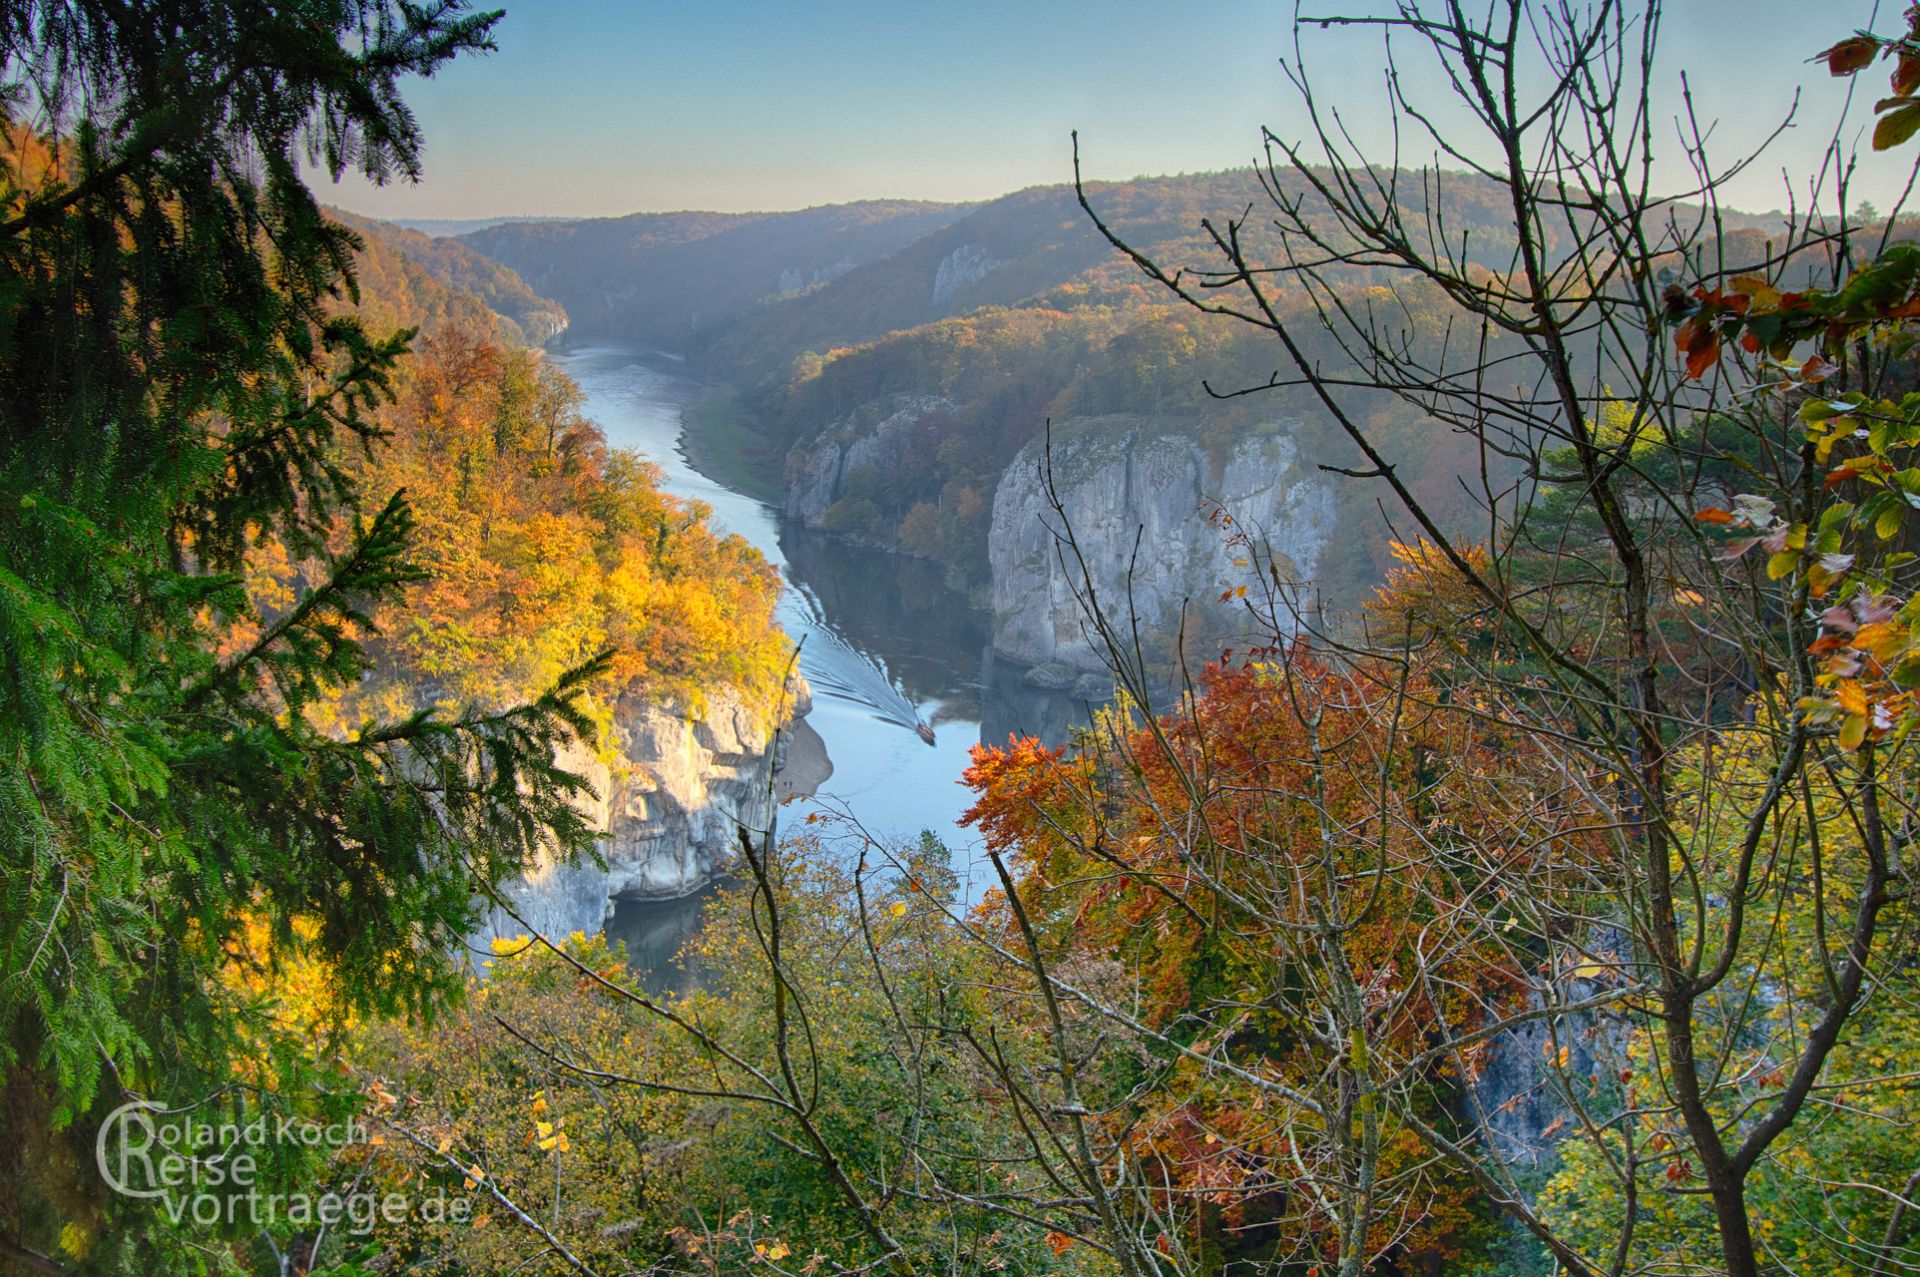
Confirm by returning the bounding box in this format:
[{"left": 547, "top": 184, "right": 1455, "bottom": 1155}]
[
  {"left": 1686, "top": 338, "right": 1721, "bottom": 380},
  {"left": 1822, "top": 36, "right": 1879, "bottom": 76},
  {"left": 1677, "top": 317, "right": 1721, "bottom": 379},
  {"left": 1897, "top": 53, "right": 1920, "bottom": 95},
  {"left": 1694, "top": 507, "right": 1736, "bottom": 525}
]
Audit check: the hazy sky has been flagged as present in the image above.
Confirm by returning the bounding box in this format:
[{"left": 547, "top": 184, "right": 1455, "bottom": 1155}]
[{"left": 324, "top": 1, "right": 1916, "bottom": 221}]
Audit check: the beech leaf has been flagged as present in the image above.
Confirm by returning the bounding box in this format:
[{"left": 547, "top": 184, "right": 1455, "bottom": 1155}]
[
  {"left": 1823, "top": 36, "right": 1879, "bottom": 76},
  {"left": 1840, "top": 713, "right": 1869, "bottom": 751},
  {"left": 1874, "top": 101, "right": 1920, "bottom": 151}
]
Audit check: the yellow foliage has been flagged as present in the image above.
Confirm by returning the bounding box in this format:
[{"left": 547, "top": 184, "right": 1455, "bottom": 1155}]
[
  {"left": 1365, "top": 538, "right": 1493, "bottom": 647},
  {"left": 238, "top": 322, "right": 792, "bottom": 738}
]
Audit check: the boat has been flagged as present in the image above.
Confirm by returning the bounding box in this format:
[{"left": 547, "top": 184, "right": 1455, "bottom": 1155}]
[{"left": 915, "top": 721, "right": 937, "bottom": 747}]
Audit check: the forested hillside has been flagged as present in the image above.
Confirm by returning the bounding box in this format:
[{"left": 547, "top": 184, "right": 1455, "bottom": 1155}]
[
  {"left": 457, "top": 170, "right": 1793, "bottom": 612},
  {"left": 457, "top": 200, "right": 972, "bottom": 348},
  {"left": 326, "top": 215, "right": 787, "bottom": 721},
  {"left": 699, "top": 176, "right": 1266, "bottom": 383},
  {"left": 454, "top": 166, "right": 1809, "bottom": 623},
  {"left": 330, "top": 207, "right": 571, "bottom": 347}
]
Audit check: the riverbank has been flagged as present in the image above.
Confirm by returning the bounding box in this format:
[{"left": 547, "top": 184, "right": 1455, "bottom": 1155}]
[
  {"left": 557, "top": 343, "right": 1063, "bottom": 908},
  {"left": 682, "top": 388, "right": 785, "bottom": 503}
]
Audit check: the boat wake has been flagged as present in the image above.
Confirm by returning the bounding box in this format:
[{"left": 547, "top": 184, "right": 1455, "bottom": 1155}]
[{"left": 782, "top": 586, "right": 936, "bottom": 745}]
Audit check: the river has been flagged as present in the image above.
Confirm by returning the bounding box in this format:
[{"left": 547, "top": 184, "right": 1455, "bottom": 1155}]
[{"left": 551, "top": 345, "right": 1081, "bottom": 981}]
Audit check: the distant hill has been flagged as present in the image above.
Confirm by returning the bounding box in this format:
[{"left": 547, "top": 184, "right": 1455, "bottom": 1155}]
[
  {"left": 440, "top": 170, "right": 1541, "bottom": 600},
  {"left": 704, "top": 173, "right": 1800, "bottom": 389},
  {"left": 389, "top": 215, "right": 574, "bottom": 238},
  {"left": 445, "top": 171, "right": 1804, "bottom": 608},
  {"left": 331, "top": 209, "right": 569, "bottom": 347},
  {"left": 701, "top": 173, "right": 1277, "bottom": 386},
  {"left": 456, "top": 201, "right": 974, "bottom": 350}
]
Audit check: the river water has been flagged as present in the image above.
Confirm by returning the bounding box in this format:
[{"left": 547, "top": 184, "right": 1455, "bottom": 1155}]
[{"left": 551, "top": 345, "right": 1080, "bottom": 978}]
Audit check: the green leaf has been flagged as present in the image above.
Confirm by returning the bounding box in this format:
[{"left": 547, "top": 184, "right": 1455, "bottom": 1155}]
[
  {"left": 1840, "top": 713, "right": 1869, "bottom": 750},
  {"left": 1877, "top": 102, "right": 1920, "bottom": 151}
]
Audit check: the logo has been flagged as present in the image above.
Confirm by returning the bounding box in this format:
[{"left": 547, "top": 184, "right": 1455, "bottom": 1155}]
[{"left": 96, "top": 1098, "right": 471, "bottom": 1232}]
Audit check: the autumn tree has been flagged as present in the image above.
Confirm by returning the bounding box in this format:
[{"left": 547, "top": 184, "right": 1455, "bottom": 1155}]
[
  {"left": 960, "top": 653, "right": 1588, "bottom": 1274},
  {"left": 316, "top": 322, "right": 790, "bottom": 726},
  {"left": 1024, "top": 2, "right": 1920, "bottom": 1274},
  {"left": 0, "top": 4, "right": 610, "bottom": 1269}
]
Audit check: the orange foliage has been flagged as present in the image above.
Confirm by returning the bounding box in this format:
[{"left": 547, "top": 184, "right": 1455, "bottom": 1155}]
[
  {"left": 964, "top": 653, "right": 1583, "bottom": 1267},
  {"left": 1365, "top": 538, "right": 1493, "bottom": 650},
  {"left": 365, "top": 328, "right": 788, "bottom": 717}
]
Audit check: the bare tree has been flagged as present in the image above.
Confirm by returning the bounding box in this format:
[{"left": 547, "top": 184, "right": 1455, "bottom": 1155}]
[{"left": 1039, "top": 2, "right": 1920, "bottom": 1275}]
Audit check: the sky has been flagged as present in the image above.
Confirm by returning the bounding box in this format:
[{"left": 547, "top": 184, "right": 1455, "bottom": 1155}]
[{"left": 324, "top": 0, "right": 1919, "bottom": 223}]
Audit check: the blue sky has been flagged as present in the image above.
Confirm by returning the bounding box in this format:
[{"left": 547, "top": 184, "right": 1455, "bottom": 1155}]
[{"left": 324, "top": 1, "right": 1917, "bottom": 221}]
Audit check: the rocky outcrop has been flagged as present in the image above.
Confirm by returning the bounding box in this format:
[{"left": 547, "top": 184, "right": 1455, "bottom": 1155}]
[
  {"left": 778, "top": 259, "right": 854, "bottom": 295},
  {"left": 931, "top": 244, "right": 1005, "bottom": 303},
  {"left": 988, "top": 417, "right": 1336, "bottom": 674},
  {"left": 1472, "top": 987, "right": 1622, "bottom": 1168},
  {"left": 479, "top": 680, "right": 819, "bottom": 942},
  {"left": 1472, "top": 939, "right": 1634, "bottom": 1171},
  {"left": 785, "top": 396, "right": 954, "bottom": 528},
  {"left": 517, "top": 306, "right": 569, "bottom": 346}
]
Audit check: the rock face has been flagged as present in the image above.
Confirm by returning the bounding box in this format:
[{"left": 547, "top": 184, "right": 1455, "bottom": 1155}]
[
  {"left": 1472, "top": 988, "right": 1619, "bottom": 1168},
  {"left": 785, "top": 396, "right": 954, "bottom": 528},
  {"left": 777, "top": 259, "right": 854, "bottom": 295},
  {"left": 988, "top": 417, "right": 1336, "bottom": 673},
  {"left": 479, "top": 680, "right": 816, "bottom": 943},
  {"left": 931, "top": 244, "right": 1005, "bottom": 303},
  {"left": 1472, "top": 942, "right": 1633, "bottom": 1171},
  {"left": 518, "top": 306, "right": 569, "bottom": 346}
]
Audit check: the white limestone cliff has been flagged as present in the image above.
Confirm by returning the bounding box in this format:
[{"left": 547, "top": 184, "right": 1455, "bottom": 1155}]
[
  {"left": 988, "top": 417, "right": 1336, "bottom": 674},
  {"left": 478, "top": 679, "right": 816, "bottom": 942}
]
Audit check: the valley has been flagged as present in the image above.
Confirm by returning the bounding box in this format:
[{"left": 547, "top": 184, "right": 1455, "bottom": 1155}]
[
  {"left": 13, "top": 7, "right": 1916, "bottom": 1271},
  {"left": 551, "top": 343, "right": 1093, "bottom": 968}
]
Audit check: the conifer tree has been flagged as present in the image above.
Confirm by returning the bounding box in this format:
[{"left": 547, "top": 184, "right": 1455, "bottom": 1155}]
[{"left": 0, "top": 4, "right": 604, "bottom": 1268}]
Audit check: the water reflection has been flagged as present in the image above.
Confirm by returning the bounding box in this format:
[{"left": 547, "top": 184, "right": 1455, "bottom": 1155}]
[
  {"left": 980, "top": 654, "right": 1095, "bottom": 748},
  {"left": 778, "top": 522, "right": 1099, "bottom": 750},
  {"left": 602, "top": 880, "right": 729, "bottom": 997},
  {"left": 560, "top": 343, "right": 1096, "bottom": 973},
  {"left": 778, "top": 526, "right": 987, "bottom": 718}
]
